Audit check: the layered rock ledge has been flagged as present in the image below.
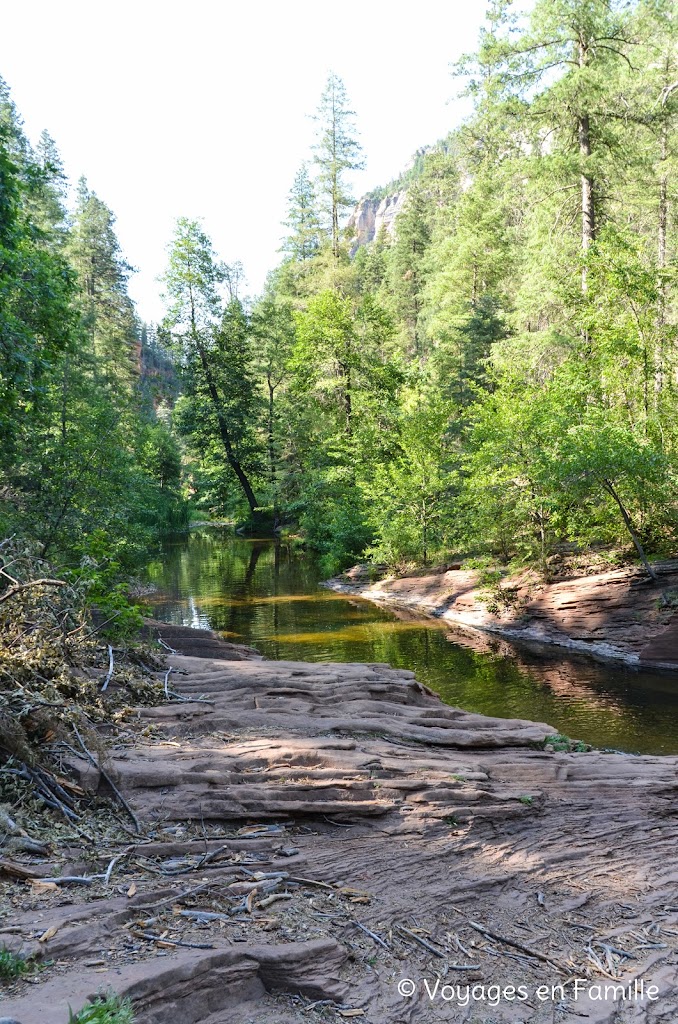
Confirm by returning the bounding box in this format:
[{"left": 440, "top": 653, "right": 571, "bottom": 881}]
[
  {"left": 1, "top": 627, "right": 677, "bottom": 1023},
  {"left": 326, "top": 561, "right": 678, "bottom": 669}
]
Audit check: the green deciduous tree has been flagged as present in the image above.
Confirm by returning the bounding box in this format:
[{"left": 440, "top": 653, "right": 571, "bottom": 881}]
[{"left": 162, "top": 218, "right": 261, "bottom": 517}]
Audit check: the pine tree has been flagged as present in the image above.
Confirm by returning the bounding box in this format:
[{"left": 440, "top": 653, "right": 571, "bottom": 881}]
[
  {"left": 68, "top": 178, "right": 139, "bottom": 388},
  {"left": 30, "top": 131, "right": 68, "bottom": 244},
  {"left": 282, "top": 163, "right": 321, "bottom": 261},
  {"left": 312, "top": 73, "right": 364, "bottom": 257},
  {"left": 513, "top": 0, "right": 635, "bottom": 291},
  {"left": 388, "top": 182, "right": 431, "bottom": 356}
]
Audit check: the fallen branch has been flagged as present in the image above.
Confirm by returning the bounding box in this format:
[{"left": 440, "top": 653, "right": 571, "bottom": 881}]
[
  {"left": 166, "top": 689, "right": 215, "bottom": 705},
  {"left": 133, "top": 930, "right": 214, "bottom": 950},
  {"left": 586, "top": 945, "right": 619, "bottom": 980},
  {"left": 71, "top": 725, "right": 141, "bottom": 834},
  {"left": 26, "top": 765, "right": 80, "bottom": 822},
  {"left": 468, "top": 920, "right": 567, "bottom": 973},
  {"left": 177, "top": 910, "right": 233, "bottom": 923},
  {"left": 238, "top": 867, "right": 289, "bottom": 880},
  {"left": 256, "top": 893, "right": 293, "bottom": 909},
  {"left": 0, "top": 809, "right": 49, "bottom": 855},
  {"left": 0, "top": 858, "right": 48, "bottom": 880},
  {"left": 101, "top": 645, "right": 114, "bottom": 692},
  {"left": 353, "top": 921, "right": 390, "bottom": 951},
  {"left": 397, "top": 925, "right": 445, "bottom": 958},
  {"left": 134, "top": 881, "right": 212, "bottom": 911},
  {"left": 287, "top": 875, "right": 335, "bottom": 890},
  {"left": 39, "top": 875, "right": 94, "bottom": 886},
  {"left": 157, "top": 637, "right": 178, "bottom": 654},
  {"left": 0, "top": 577, "right": 67, "bottom": 605},
  {"left": 103, "top": 850, "right": 132, "bottom": 885}
]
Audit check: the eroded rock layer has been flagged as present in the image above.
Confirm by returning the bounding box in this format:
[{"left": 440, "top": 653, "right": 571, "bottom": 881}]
[
  {"left": 2, "top": 647, "right": 677, "bottom": 1023},
  {"left": 328, "top": 561, "right": 678, "bottom": 668}
]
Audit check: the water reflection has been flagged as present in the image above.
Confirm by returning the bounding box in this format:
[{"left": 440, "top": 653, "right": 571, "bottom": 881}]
[{"left": 145, "top": 530, "right": 678, "bottom": 755}]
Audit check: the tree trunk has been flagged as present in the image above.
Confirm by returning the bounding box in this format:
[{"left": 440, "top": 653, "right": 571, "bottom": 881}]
[
  {"left": 422, "top": 500, "right": 428, "bottom": 565},
  {"left": 578, "top": 112, "right": 595, "bottom": 291},
  {"left": 601, "top": 478, "right": 658, "bottom": 583},
  {"left": 658, "top": 128, "right": 668, "bottom": 277},
  {"left": 61, "top": 357, "right": 69, "bottom": 442},
  {"left": 267, "top": 375, "right": 278, "bottom": 520},
  {"left": 656, "top": 126, "right": 668, "bottom": 400},
  {"left": 578, "top": 39, "right": 595, "bottom": 292},
  {"left": 332, "top": 189, "right": 339, "bottom": 258},
  {"left": 197, "top": 345, "right": 259, "bottom": 515},
  {"left": 337, "top": 357, "right": 352, "bottom": 434},
  {"left": 344, "top": 368, "right": 352, "bottom": 434},
  {"left": 188, "top": 282, "right": 259, "bottom": 516}
]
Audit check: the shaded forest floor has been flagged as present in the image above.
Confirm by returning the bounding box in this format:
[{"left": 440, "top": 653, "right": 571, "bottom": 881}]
[
  {"left": 1, "top": 623, "right": 678, "bottom": 1022},
  {"left": 327, "top": 559, "right": 678, "bottom": 670}
]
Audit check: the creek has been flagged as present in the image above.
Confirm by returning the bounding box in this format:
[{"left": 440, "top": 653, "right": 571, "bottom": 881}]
[{"left": 145, "top": 529, "right": 678, "bottom": 755}]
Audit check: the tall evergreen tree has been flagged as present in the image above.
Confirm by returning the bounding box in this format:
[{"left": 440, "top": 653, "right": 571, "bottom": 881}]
[
  {"left": 68, "top": 178, "right": 139, "bottom": 388},
  {"left": 312, "top": 73, "right": 364, "bottom": 257},
  {"left": 282, "top": 163, "right": 321, "bottom": 261}
]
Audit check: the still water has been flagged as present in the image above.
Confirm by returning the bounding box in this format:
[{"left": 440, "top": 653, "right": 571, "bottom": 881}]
[{"left": 145, "top": 529, "right": 678, "bottom": 755}]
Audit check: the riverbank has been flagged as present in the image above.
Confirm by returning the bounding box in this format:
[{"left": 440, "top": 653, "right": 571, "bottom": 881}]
[
  {"left": 325, "top": 560, "right": 678, "bottom": 670},
  {"left": 2, "top": 622, "right": 678, "bottom": 1023}
]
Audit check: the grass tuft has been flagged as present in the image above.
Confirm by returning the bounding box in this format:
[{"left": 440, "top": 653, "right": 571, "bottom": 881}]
[
  {"left": 0, "top": 947, "right": 28, "bottom": 982},
  {"left": 68, "top": 993, "right": 135, "bottom": 1024}
]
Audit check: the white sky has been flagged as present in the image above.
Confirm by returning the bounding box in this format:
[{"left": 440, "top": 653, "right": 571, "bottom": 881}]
[{"left": 1, "top": 1, "right": 489, "bottom": 322}]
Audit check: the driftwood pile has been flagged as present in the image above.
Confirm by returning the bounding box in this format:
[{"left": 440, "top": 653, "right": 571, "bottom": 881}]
[{"left": 0, "top": 540, "right": 171, "bottom": 858}]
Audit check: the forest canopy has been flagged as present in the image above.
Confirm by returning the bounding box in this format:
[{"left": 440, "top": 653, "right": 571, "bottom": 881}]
[{"left": 2, "top": 0, "right": 677, "bottom": 584}]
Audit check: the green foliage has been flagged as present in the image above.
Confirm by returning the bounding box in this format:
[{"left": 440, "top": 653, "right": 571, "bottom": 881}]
[
  {"left": 168, "top": 9, "right": 677, "bottom": 578},
  {"left": 162, "top": 219, "right": 261, "bottom": 518},
  {"left": 313, "top": 72, "right": 364, "bottom": 256},
  {"left": 0, "top": 947, "right": 29, "bottom": 981},
  {"left": 364, "top": 392, "right": 456, "bottom": 567},
  {"left": 282, "top": 163, "right": 321, "bottom": 261},
  {"left": 294, "top": 473, "right": 373, "bottom": 576},
  {"left": 544, "top": 733, "right": 589, "bottom": 753},
  {"left": 0, "top": 77, "right": 188, "bottom": 587},
  {"left": 68, "top": 993, "right": 135, "bottom": 1024},
  {"left": 5, "top": 0, "right": 678, "bottom": 591}
]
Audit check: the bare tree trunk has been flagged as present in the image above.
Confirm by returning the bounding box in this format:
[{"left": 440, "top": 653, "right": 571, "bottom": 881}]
[
  {"left": 422, "top": 500, "right": 428, "bottom": 565},
  {"left": 578, "top": 39, "right": 595, "bottom": 293},
  {"left": 579, "top": 112, "right": 595, "bottom": 291},
  {"left": 601, "top": 478, "right": 658, "bottom": 583},
  {"left": 658, "top": 129, "right": 668, "bottom": 277},
  {"left": 656, "top": 126, "right": 668, "bottom": 401},
  {"left": 61, "top": 357, "right": 69, "bottom": 442},
  {"left": 267, "top": 374, "right": 278, "bottom": 525}
]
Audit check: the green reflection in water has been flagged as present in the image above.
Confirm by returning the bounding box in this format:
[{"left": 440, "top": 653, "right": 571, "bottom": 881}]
[{"left": 145, "top": 529, "right": 678, "bottom": 755}]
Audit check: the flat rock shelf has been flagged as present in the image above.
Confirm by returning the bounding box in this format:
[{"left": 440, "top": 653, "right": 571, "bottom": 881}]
[{"left": 2, "top": 628, "right": 677, "bottom": 1023}]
